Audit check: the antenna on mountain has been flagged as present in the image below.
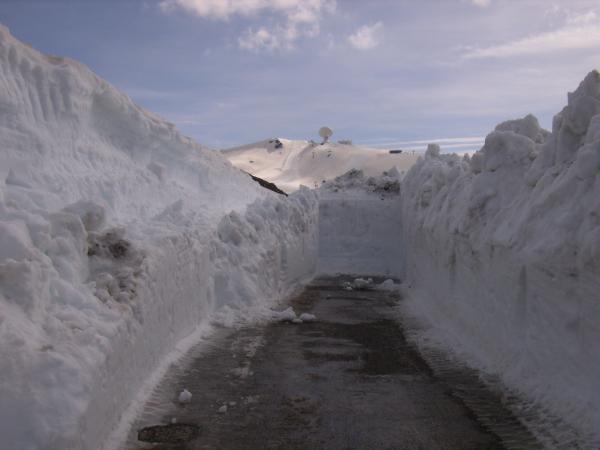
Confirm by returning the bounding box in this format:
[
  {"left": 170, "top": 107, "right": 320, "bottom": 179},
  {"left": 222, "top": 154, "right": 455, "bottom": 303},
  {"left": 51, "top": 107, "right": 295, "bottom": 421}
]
[{"left": 319, "top": 126, "right": 333, "bottom": 145}]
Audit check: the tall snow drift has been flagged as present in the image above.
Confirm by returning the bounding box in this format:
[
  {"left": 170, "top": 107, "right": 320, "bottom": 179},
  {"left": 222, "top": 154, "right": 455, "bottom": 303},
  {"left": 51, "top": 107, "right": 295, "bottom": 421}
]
[
  {"left": 401, "top": 70, "right": 600, "bottom": 445},
  {"left": 0, "top": 25, "right": 318, "bottom": 450}
]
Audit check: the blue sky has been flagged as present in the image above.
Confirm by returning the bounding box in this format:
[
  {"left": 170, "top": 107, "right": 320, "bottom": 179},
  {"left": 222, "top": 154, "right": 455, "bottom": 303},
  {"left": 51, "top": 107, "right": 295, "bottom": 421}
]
[{"left": 1, "top": 0, "right": 600, "bottom": 151}]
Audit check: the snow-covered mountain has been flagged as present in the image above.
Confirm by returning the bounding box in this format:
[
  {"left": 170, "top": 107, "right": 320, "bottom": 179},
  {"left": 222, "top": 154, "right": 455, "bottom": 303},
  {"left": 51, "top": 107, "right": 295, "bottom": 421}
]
[
  {"left": 222, "top": 139, "right": 419, "bottom": 192},
  {"left": 0, "top": 25, "right": 318, "bottom": 450}
]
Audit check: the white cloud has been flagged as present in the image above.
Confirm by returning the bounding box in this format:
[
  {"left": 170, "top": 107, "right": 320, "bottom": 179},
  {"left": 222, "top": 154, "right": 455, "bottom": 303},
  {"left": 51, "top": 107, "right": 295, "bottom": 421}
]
[
  {"left": 348, "top": 22, "right": 383, "bottom": 50},
  {"left": 238, "top": 26, "right": 281, "bottom": 51},
  {"left": 470, "top": 0, "right": 491, "bottom": 7},
  {"left": 464, "top": 11, "right": 600, "bottom": 59},
  {"left": 159, "top": 0, "right": 333, "bottom": 20},
  {"left": 160, "top": 0, "right": 336, "bottom": 52}
]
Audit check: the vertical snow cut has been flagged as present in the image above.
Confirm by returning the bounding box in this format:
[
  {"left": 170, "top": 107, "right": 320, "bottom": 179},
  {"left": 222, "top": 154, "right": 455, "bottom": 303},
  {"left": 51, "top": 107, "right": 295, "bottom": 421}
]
[{"left": 318, "top": 169, "right": 403, "bottom": 277}]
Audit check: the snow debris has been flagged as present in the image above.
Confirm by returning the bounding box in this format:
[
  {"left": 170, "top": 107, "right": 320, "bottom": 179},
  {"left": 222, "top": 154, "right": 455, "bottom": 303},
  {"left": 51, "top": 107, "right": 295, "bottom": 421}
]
[
  {"left": 217, "top": 405, "right": 228, "bottom": 414},
  {"left": 298, "top": 313, "right": 317, "bottom": 322},
  {"left": 178, "top": 389, "right": 192, "bottom": 404},
  {"left": 352, "top": 278, "right": 374, "bottom": 290},
  {"left": 272, "top": 308, "right": 317, "bottom": 324},
  {"left": 322, "top": 169, "right": 400, "bottom": 195},
  {"left": 341, "top": 278, "right": 374, "bottom": 291},
  {"left": 273, "top": 307, "right": 298, "bottom": 322},
  {"left": 376, "top": 279, "right": 401, "bottom": 291},
  {"left": 243, "top": 395, "right": 259, "bottom": 405},
  {"left": 272, "top": 306, "right": 317, "bottom": 324}
]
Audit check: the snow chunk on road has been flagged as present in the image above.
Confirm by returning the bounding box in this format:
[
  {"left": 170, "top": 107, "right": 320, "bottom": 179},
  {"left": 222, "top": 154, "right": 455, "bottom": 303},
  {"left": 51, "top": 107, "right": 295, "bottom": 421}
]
[
  {"left": 376, "top": 279, "right": 401, "bottom": 292},
  {"left": 299, "top": 313, "right": 317, "bottom": 322},
  {"left": 341, "top": 278, "right": 374, "bottom": 291},
  {"left": 178, "top": 389, "right": 192, "bottom": 404},
  {"left": 273, "top": 307, "right": 298, "bottom": 322},
  {"left": 273, "top": 308, "right": 317, "bottom": 324}
]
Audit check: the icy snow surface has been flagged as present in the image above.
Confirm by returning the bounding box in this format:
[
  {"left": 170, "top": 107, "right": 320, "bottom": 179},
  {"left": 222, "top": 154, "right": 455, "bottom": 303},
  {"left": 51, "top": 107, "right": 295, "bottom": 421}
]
[
  {"left": 222, "top": 139, "right": 419, "bottom": 193},
  {"left": 401, "top": 71, "right": 600, "bottom": 446},
  {"left": 0, "top": 25, "right": 318, "bottom": 450}
]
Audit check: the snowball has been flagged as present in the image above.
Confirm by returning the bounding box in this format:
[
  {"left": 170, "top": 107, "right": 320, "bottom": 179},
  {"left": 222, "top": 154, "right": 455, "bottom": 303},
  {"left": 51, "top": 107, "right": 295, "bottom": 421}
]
[
  {"left": 352, "top": 278, "right": 373, "bottom": 290},
  {"left": 299, "top": 313, "right": 317, "bottom": 322},
  {"left": 376, "top": 279, "right": 400, "bottom": 291},
  {"left": 273, "top": 307, "right": 297, "bottom": 322},
  {"left": 178, "top": 389, "right": 192, "bottom": 404}
]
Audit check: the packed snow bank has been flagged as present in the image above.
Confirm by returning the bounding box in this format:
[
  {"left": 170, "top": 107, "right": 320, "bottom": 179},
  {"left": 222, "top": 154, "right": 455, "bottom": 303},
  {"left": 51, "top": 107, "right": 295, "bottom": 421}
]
[
  {"left": 222, "top": 139, "right": 418, "bottom": 193},
  {"left": 0, "top": 25, "right": 318, "bottom": 450},
  {"left": 318, "top": 169, "right": 403, "bottom": 276},
  {"left": 401, "top": 71, "right": 600, "bottom": 445}
]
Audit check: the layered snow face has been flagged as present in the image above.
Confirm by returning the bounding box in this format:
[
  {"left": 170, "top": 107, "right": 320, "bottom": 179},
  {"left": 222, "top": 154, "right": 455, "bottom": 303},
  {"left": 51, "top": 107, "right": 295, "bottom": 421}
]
[
  {"left": 318, "top": 169, "right": 403, "bottom": 277},
  {"left": 222, "top": 139, "right": 419, "bottom": 193},
  {"left": 0, "top": 25, "right": 318, "bottom": 450},
  {"left": 401, "top": 71, "right": 600, "bottom": 444}
]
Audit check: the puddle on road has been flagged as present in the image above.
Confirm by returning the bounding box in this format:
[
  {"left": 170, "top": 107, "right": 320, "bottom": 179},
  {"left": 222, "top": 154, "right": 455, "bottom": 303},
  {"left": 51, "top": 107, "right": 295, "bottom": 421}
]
[{"left": 301, "top": 319, "right": 431, "bottom": 376}]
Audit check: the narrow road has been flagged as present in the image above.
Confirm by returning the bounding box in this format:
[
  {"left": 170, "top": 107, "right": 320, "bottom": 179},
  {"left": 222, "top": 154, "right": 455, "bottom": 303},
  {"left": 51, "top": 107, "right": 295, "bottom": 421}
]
[{"left": 124, "top": 277, "right": 539, "bottom": 450}]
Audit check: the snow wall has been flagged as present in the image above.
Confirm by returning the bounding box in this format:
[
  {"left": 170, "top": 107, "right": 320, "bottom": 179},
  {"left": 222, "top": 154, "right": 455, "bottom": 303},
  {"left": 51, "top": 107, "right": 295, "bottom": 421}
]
[
  {"left": 0, "top": 25, "right": 318, "bottom": 450},
  {"left": 318, "top": 170, "right": 403, "bottom": 277},
  {"left": 400, "top": 71, "right": 600, "bottom": 444}
]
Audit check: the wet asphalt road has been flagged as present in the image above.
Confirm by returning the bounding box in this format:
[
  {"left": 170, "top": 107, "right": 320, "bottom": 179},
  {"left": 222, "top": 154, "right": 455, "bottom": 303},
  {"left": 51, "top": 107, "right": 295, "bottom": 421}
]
[{"left": 124, "top": 277, "right": 540, "bottom": 450}]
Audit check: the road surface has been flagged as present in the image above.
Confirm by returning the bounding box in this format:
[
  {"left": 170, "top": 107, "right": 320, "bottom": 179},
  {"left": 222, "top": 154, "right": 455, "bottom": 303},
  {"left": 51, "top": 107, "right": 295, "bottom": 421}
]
[{"left": 123, "top": 276, "right": 539, "bottom": 450}]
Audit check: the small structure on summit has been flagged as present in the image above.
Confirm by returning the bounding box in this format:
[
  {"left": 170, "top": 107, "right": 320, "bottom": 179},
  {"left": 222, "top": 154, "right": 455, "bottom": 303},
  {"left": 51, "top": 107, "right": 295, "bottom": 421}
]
[
  {"left": 319, "top": 126, "right": 333, "bottom": 144},
  {"left": 268, "top": 138, "right": 283, "bottom": 149}
]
